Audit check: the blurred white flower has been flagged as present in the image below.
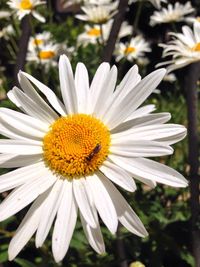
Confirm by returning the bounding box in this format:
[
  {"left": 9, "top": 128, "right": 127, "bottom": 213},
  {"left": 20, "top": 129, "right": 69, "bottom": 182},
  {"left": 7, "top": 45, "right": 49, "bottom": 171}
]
[
  {"left": 114, "top": 36, "right": 151, "bottom": 62},
  {"left": 157, "top": 23, "right": 200, "bottom": 72},
  {"left": 0, "top": 25, "right": 15, "bottom": 39},
  {"left": 27, "top": 42, "right": 60, "bottom": 67},
  {"left": 150, "top": 2, "right": 194, "bottom": 26},
  {"left": 28, "top": 32, "right": 52, "bottom": 50},
  {"left": 163, "top": 73, "right": 176, "bottom": 83},
  {"left": 77, "top": 19, "right": 132, "bottom": 46},
  {"left": 75, "top": 1, "right": 118, "bottom": 24},
  {"left": 129, "top": 0, "right": 167, "bottom": 9},
  {"left": 0, "top": 11, "right": 11, "bottom": 19},
  {"left": 8, "top": 0, "right": 45, "bottom": 22}
]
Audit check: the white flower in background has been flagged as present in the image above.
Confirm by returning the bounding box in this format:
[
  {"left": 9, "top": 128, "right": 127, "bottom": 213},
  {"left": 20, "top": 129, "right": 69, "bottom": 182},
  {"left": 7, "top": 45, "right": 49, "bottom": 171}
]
[
  {"left": 7, "top": 0, "right": 45, "bottom": 22},
  {"left": 77, "top": 20, "right": 132, "bottom": 46},
  {"left": 163, "top": 73, "right": 176, "bottom": 83},
  {"left": 28, "top": 32, "right": 52, "bottom": 50},
  {"left": 0, "top": 25, "right": 15, "bottom": 39},
  {"left": 0, "top": 55, "right": 187, "bottom": 262},
  {"left": 75, "top": 1, "right": 118, "bottom": 24},
  {"left": 0, "top": 11, "right": 11, "bottom": 19},
  {"left": 157, "top": 22, "right": 200, "bottom": 72},
  {"left": 114, "top": 36, "right": 151, "bottom": 62},
  {"left": 27, "top": 43, "right": 60, "bottom": 66},
  {"left": 150, "top": 2, "right": 194, "bottom": 26},
  {"left": 129, "top": 0, "right": 167, "bottom": 9}
]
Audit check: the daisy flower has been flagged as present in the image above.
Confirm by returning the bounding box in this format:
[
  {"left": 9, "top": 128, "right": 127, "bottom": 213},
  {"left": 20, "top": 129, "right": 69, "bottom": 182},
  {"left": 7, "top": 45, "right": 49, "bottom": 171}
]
[
  {"left": 157, "top": 22, "right": 200, "bottom": 72},
  {"left": 150, "top": 2, "right": 194, "bottom": 26},
  {"left": 75, "top": 1, "right": 118, "bottom": 24},
  {"left": 7, "top": 0, "right": 45, "bottom": 22},
  {"left": 77, "top": 20, "right": 132, "bottom": 46},
  {"left": 28, "top": 32, "right": 52, "bottom": 49},
  {"left": 185, "top": 16, "right": 200, "bottom": 25},
  {"left": 114, "top": 36, "right": 151, "bottom": 62},
  {"left": 0, "top": 55, "right": 187, "bottom": 262},
  {"left": 129, "top": 0, "right": 167, "bottom": 9}
]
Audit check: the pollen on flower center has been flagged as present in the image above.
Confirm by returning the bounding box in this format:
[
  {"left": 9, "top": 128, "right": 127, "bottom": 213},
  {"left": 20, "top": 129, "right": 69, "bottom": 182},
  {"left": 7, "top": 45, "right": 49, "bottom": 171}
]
[
  {"left": 125, "top": 46, "right": 136, "bottom": 55},
  {"left": 192, "top": 42, "right": 200, "bottom": 52},
  {"left": 43, "top": 114, "right": 111, "bottom": 179},
  {"left": 39, "top": 50, "right": 55, "bottom": 59},
  {"left": 87, "top": 28, "right": 101, "bottom": 37},
  {"left": 20, "top": 0, "right": 33, "bottom": 10}
]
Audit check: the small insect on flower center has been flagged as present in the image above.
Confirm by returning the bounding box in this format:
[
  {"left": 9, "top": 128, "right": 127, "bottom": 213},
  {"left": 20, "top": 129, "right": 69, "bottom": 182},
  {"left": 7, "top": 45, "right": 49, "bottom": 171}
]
[
  {"left": 20, "top": 0, "right": 33, "bottom": 10},
  {"left": 43, "top": 114, "right": 111, "bottom": 179},
  {"left": 39, "top": 50, "right": 55, "bottom": 60},
  {"left": 124, "top": 46, "right": 136, "bottom": 55},
  {"left": 87, "top": 28, "right": 101, "bottom": 37},
  {"left": 192, "top": 42, "right": 200, "bottom": 52}
]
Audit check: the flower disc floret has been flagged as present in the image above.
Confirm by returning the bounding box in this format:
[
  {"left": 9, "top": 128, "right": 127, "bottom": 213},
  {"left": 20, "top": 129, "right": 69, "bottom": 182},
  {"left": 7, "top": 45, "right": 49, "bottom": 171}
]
[{"left": 43, "top": 114, "right": 111, "bottom": 179}]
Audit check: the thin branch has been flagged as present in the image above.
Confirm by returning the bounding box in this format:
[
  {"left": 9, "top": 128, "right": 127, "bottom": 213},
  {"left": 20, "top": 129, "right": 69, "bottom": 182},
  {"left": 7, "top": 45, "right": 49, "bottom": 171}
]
[
  {"left": 183, "top": 62, "right": 200, "bottom": 267},
  {"left": 101, "top": 0, "right": 129, "bottom": 63}
]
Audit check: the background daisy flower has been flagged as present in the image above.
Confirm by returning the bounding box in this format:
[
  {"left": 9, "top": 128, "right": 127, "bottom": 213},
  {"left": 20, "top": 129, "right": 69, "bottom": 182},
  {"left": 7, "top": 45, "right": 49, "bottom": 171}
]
[
  {"left": 7, "top": 0, "right": 45, "bottom": 22},
  {"left": 150, "top": 2, "right": 194, "bottom": 26},
  {"left": 0, "top": 55, "right": 187, "bottom": 262},
  {"left": 114, "top": 36, "right": 151, "bottom": 62},
  {"left": 158, "top": 22, "right": 200, "bottom": 72}
]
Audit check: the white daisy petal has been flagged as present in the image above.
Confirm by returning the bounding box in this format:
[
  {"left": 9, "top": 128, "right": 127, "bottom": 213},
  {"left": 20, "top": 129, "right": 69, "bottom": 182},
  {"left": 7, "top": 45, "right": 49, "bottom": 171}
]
[
  {"left": 36, "top": 179, "right": 64, "bottom": 248},
  {"left": 87, "top": 62, "right": 110, "bottom": 114},
  {"left": 52, "top": 180, "right": 77, "bottom": 263},
  {"left": 73, "top": 178, "right": 97, "bottom": 228},
  {"left": 0, "top": 162, "right": 45, "bottom": 192},
  {"left": 86, "top": 173, "right": 118, "bottom": 235},
  {"left": 0, "top": 154, "right": 42, "bottom": 168},
  {"left": 0, "top": 140, "right": 42, "bottom": 155},
  {"left": 80, "top": 213, "right": 105, "bottom": 254},
  {"left": 109, "top": 155, "right": 188, "bottom": 187},
  {"left": 0, "top": 109, "right": 47, "bottom": 140},
  {"left": 100, "top": 160, "right": 136, "bottom": 192},
  {"left": 104, "top": 69, "right": 166, "bottom": 129},
  {"left": 110, "top": 140, "right": 173, "bottom": 157},
  {"left": 0, "top": 107, "right": 48, "bottom": 132},
  {"left": 111, "top": 113, "right": 171, "bottom": 134},
  {"left": 59, "top": 55, "right": 77, "bottom": 114},
  {"left": 94, "top": 65, "right": 118, "bottom": 118},
  {"left": 21, "top": 72, "right": 67, "bottom": 116},
  {"left": 8, "top": 192, "right": 48, "bottom": 261},
  {"left": 0, "top": 169, "right": 56, "bottom": 221},
  {"left": 18, "top": 72, "right": 59, "bottom": 119},
  {"left": 101, "top": 176, "right": 148, "bottom": 237},
  {"left": 126, "top": 104, "right": 156, "bottom": 121},
  {"left": 75, "top": 62, "right": 89, "bottom": 113},
  {"left": 100, "top": 65, "right": 141, "bottom": 120},
  {"left": 11, "top": 87, "right": 56, "bottom": 124},
  {"left": 112, "top": 124, "right": 186, "bottom": 145}
]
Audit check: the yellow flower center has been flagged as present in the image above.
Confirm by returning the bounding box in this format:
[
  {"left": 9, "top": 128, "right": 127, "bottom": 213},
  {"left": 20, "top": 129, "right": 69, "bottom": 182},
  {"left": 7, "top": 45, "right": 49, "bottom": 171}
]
[
  {"left": 33, "top": 39, "right": 43, "bottom": 46},
  {"left": 124, "top": 46, "right": 136, "bottom": 55},
  {"left": 43, "top": 114, "right": 111, "bottom": 179},
  {"left": 39, "top": 50, "right": 55, "bottom": 60},
  {"left": 192, "top": 42, "right": 200, "bottom": 52},
  {"left": 87, "top": 28, "right": 101, "bottom": 37},
  {"left": 20, "top": 0, "right": 33, "bottom": 10}
]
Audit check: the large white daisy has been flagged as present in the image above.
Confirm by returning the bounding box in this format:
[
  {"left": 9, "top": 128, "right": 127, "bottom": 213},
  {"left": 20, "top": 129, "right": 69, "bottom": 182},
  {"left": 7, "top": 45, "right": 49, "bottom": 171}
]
[
  {"left": 7, "top": 0, "right": 45, "bottom": 22},
  {"left": 0, "top": 55, "right": 187, "bottom": 262},
  {"left": 157, "top": 22, "right": 200, "bottom": 72}
]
